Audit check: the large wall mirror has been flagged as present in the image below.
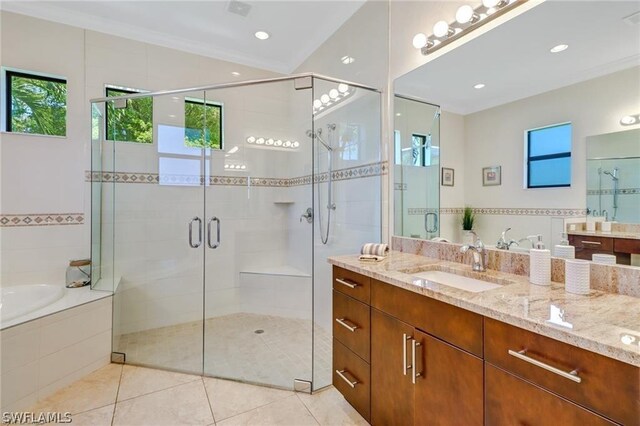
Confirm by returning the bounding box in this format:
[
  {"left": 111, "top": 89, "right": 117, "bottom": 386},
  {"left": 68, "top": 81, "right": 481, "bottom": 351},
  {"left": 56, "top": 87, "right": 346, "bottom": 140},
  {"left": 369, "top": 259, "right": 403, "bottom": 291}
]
[{"left": 393, "top": 1, "right": 640, "bottom": 266}]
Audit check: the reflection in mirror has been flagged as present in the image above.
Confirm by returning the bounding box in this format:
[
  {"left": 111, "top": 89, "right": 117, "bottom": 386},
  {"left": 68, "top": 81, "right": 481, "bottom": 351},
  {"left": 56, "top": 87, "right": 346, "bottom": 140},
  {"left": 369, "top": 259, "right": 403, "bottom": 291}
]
[
  {"left": 393, "top": 1, "right": 640, "bottom": 268},
  {"left": 586, "top": 129, "right": 640, "bottom": 223},
  {"left": 393, "top": 96, "right": 440, "bottom": 240}
]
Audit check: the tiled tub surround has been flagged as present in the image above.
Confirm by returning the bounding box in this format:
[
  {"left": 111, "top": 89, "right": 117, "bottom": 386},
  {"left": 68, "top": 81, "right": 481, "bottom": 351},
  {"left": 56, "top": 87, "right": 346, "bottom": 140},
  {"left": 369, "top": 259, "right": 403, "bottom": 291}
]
[
  {"left": 393, "top": 236, "right": 640, "bottom": 298},
  {"left": 328, "top": 251, "right": 640, "bottom": 367},
  {"left": 0, "top": 296, "right": 113, "bottom": 412}
]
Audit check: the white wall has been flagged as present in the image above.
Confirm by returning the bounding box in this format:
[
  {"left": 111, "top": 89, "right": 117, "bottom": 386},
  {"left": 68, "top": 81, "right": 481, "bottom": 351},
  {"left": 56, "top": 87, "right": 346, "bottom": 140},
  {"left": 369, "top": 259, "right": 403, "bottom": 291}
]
[{"left": 0, "top": 11, "right": 278, "bottom": 288}]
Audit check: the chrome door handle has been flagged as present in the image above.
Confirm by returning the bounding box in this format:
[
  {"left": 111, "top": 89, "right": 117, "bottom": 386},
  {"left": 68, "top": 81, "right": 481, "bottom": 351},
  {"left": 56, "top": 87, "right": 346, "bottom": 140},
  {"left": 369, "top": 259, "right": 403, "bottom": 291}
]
[
  {"left": 403, "top": 334, "right": 412, "bottom": 376},
  {"left": 335, "top": 318, "right": 358, "bottom": 332},
  {"left": 336, "top": 278, "right": 358, "bottom": 289},
  {"left": 412, "top": 339, "right": 422, "bottom": 384},
  {"left": 508, "top": 349, "right": 581, "bottom": 383},
  {"left": 335, "top": 370, "right": 358, "bottom": 388},
  {"left": 207, "top": 217, "right": 220, "bottom": 249},
  {"left": 189, "top": 217, "right": 202, "bottom": 248}
]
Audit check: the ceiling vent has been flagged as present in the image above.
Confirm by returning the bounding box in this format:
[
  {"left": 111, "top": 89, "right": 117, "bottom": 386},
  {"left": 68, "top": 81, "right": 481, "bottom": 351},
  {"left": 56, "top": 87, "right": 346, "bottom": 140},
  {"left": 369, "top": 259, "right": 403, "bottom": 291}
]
[
  {"left": 623, "top": 11, "right": 640, "bottom": 26},
  {"left": 227, "top": 0, "right": 252, "bottom": 17}
]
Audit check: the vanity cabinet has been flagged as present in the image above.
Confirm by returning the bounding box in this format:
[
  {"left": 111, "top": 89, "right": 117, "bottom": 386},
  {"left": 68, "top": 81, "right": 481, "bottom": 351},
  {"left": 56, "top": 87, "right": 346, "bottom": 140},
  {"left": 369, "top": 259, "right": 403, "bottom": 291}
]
[
  {"left": 568, "top": 234, "right": 637, "bottom": 265},
  {"left": 332, "top": 266, "right": 639, "bottom": 426}
]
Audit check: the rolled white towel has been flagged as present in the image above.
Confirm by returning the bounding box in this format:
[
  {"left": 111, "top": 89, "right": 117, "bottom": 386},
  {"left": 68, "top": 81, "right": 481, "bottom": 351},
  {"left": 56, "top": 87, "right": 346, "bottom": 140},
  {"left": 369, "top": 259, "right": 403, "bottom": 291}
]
[{"left": 361, "top": 243, "right": 389, "bottom": 257}]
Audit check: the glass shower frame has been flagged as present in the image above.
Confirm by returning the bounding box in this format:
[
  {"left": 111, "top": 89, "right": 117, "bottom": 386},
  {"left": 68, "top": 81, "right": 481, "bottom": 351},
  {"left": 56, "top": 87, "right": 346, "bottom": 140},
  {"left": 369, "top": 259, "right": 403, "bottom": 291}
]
[{"left": 91, "top": 74, "right": 382, "bottom": 392}]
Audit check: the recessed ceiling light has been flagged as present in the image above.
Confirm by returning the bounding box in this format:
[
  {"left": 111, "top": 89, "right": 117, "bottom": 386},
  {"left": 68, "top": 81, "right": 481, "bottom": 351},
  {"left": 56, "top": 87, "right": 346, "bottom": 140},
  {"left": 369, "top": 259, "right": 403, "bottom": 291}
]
[
  {"left": 550, "top": 44, "right": 569, "bottom": 53},
  {"left": 620, "top": 114, "right": 639, "bottom": 125},
  {"left": 341, "top": 55, "right": 355, "bottom": 65},
  {"left": 474, "top": 83, "right": 486, "bottom": 89},
  {"left": 254, "top": 31, "right": 270, "bottom": 40},
  {"left": 231, "top": 71, "right": 241, "bottom": 76}
]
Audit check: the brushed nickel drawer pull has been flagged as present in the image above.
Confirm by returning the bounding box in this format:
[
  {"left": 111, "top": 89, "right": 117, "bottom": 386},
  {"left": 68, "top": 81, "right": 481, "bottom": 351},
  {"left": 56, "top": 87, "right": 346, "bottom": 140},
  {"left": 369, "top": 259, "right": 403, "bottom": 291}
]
[
  {"left": 508, "top": 349, "right": 582, "bottom": 383},
  {"left": 403, "top": 334, "right": 412, "bottom": 376},
  {"left": 581, "top": 240, "right": 601, "bottom": 245},
  {"left": 335, "top": 318, "right": 359, "bottom": 332},
  {"left": 336, "top": 369, "right": 358, "bottom": 388},
  {"left": 336, "top": 278, "right": 358, "bottom": 289},
  {"left": 412, "top": 339, "right": 422, "bottom": 384}
]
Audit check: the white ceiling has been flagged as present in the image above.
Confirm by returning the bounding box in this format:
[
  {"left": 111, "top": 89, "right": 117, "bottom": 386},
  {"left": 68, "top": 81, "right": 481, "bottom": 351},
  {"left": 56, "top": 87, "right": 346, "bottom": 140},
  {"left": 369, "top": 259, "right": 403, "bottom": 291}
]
[
  {"left": 0, "top": 0, "right": 365, "bottom": 74},
  {"left": 396, "top": 1, "right": 640, "bottom": 115}
]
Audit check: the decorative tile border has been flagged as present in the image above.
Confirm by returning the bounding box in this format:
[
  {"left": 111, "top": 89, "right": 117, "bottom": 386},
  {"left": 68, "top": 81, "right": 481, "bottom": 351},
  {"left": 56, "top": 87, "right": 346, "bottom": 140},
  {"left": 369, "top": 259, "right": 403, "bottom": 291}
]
[
  {"left": 407, "top": 208, "right": 438, "bottom": 215},
  {"left": 587, "top": 188, "right": 640, "bottom": 195},
  {"left": 437, "top": 207, "right": 587, "bottom": 217},
  {"left": 0, "top": 213, "right": 84, "bottom": 227},
  {"left": 86, "top": 161, "right": 388, "bottom": 188}
]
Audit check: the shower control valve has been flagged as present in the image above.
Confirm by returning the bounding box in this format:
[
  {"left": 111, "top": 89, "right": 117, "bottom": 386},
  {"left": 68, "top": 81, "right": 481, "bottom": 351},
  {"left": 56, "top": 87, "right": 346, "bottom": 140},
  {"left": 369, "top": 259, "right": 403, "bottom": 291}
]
[{"left": 300, "top": 208, "right": 313, "bottom": 223}]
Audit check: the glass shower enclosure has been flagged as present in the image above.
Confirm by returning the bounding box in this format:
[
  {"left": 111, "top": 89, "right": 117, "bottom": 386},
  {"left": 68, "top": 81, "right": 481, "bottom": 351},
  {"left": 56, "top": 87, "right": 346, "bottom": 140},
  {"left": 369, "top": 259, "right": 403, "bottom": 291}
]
[{"left": 91, "top": 75, "right": 381, "bottom": 391}]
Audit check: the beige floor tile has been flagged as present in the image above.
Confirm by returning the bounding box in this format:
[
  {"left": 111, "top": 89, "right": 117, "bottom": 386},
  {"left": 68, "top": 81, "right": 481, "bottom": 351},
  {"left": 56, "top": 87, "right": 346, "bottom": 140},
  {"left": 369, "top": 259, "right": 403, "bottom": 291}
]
[
  {"left": 217, "top": 394, "right": 318, "bottom": 426},
  {"left": 297, "top": 387, "right": 368, "bottom": 426},
  {"left": 118, "top": 365, "right": 201, "bottom": 402},
  {"left": 33, "top": 363, "right": 122, "bottom": 415},
  {"left": 65, "top": 404, "right": 114, "bottom": 426},
  {"left": 113, "top": 380, "right": 213, "bottom": 426},
  {"left": 203, "top": 377, "right": 294, "bottom": 421}
]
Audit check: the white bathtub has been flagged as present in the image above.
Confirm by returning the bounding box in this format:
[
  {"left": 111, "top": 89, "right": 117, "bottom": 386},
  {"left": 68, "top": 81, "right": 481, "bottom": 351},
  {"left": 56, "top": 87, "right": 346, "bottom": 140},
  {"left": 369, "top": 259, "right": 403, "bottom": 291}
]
[{"left": 1, "top": 284, "right": 66, "bottom": 323}]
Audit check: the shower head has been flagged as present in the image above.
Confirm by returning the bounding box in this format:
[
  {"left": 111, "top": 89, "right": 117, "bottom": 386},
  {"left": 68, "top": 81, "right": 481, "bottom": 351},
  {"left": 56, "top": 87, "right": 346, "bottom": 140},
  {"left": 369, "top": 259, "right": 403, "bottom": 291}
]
[
  {"left": 603, "top": 169, "right": 619, "bottom": 181},
  {"left": 306, "top": 128, "right": 332, "bottom": 151}
]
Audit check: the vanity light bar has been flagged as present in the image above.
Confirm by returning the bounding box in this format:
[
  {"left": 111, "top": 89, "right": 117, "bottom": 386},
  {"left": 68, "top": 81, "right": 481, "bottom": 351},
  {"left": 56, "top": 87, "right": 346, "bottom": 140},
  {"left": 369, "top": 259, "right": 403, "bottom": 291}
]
[
  {"left": 246, "top": 136, "right": 300, "bottom": 149},
  {"left": 313, "top": 84, "right": 352, "bottom": 115},
  {"left": 224, "top": 163, "right": 247, "bottom": 171},
  {"left": 413, "top": 0, "right": 528, "bottom": 56}
]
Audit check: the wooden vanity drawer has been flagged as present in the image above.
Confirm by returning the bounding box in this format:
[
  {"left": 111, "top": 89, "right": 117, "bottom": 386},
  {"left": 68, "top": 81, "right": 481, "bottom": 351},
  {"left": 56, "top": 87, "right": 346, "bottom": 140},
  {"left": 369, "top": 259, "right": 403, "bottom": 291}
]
[
  {"left": 485, "top": 318, "right": 640, "bottom": 425},
  {"left": 371, "top": 279, "right": 483, "bottom": 357},
  {"left": 333, "top": 339, "right": 370, "bottom": 422},
  {"left": 569, "top": 235, "right": 614, "bottom": 251},
  {"left": 333, "top": 266, "right": 370, "bottom": 304},
  {"left": 614, "top": 238, "right": 640, "bottom": 255},
  {"left": 333, "top": 290, "right": 370, "bottom": 362},
  {"left": 486, "top": 364, "right": 615, "bottom": 425}
]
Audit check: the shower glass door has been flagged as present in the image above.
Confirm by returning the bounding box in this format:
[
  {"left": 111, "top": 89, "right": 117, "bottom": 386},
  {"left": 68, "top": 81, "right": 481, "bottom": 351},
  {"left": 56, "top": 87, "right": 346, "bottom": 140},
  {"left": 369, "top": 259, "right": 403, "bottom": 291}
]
[
  {"left": 109, "top": 90, "right": 207, "bottom": 374},
  {"left": 202, "top": 79, "right": 314, "bottom": 389}
]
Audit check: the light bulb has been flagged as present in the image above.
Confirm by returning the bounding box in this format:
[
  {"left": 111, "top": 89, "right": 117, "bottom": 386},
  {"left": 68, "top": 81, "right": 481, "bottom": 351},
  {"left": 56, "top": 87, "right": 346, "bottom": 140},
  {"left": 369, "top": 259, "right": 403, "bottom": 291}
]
[
  {"left": 313, "top": 99, "right": 322, "bottom": 109},
  {"left": 433, "top": 21, "right": 450, "bottom": 38},
  {"left": 486, "top": 7, "right": 496, "bottom": 15},
  {"left": 256, "top": 138, "right": 265, "bottom": 145},
  {"left": 321, "top": 94, "right": 330, "bottom": 104},
  {"left": 224, "top": 164, "right": 229, "bottom": 169},
  {"left": 550, "top": 44, "right": 569, "bottom": 53},
  {"left": 240, "top": 165, "right": 246, "bottom": 170},
  {"left": 246, "top": 136, "right": 255, "bottom": 144},
  {"left": 474, "top": 83, "right": 485, "bottom": 89},
  {"left": 292, "top": 141, "right": 300, "bottom": 148},
  {"left": 329, "top": 89, "right": 339, "bottom": 99},
  {"left": 456, "top": 5, "right": 474, "bottom": 24},
  {"left": 254, "top": 31, "right": 270, "bottom": 40},
  {"left": 283, "top": 140, "right": 292, "bottom": 147},
  {"left": 274, "top": 139, "right": 283, "bottom": 146},
  {"left": 266, "top": 138, "right": 274, "bottom": 145},
  {"left": 338, "top": 84, "right": 349, "bottom": 93},
  {"left": 412, "top": 33, "right": 428, "bottom": 49},
  {"left": 482, "top": 0, "right": 499, "bottom": 7}
]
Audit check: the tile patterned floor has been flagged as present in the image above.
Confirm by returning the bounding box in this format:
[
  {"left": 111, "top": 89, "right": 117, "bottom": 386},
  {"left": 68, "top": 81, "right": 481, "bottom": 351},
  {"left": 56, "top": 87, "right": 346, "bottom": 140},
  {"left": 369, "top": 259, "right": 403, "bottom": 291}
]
[
  {"left": 30, "top": 364, "right": 367, "bottom": 425},
  {"left": 116, "top": 313, "right": 332, "bottom": 389}
]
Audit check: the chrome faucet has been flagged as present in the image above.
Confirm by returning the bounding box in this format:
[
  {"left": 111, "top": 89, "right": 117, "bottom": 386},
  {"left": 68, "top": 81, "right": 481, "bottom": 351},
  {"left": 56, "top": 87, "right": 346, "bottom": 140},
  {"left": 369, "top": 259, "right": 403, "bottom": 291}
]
[
  {"left": 461, "top": 236, "right": 487, "bottom": 272},
  {"left": 496, "top": 227, "right": 519, "bottom": 250}
]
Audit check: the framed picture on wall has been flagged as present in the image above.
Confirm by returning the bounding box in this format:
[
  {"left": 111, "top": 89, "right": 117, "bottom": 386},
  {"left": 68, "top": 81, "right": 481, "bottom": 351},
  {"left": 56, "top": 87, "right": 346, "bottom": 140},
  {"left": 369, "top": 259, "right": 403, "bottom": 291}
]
[
  {"left": 441, "top": 167, "right": 454, "bottom": 186},
  {"left": 482, "top": 166, "right": 502, "bottom": 186}
]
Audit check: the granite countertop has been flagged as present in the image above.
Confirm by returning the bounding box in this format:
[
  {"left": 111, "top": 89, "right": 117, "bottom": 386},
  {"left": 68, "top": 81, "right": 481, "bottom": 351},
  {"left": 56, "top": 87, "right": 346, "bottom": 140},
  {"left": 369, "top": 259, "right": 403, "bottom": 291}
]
[
  {"left": 568, "top": 230, "right": 640, "bottom": 240},
  {"left": 328, "top": 251, "right": 640, "bottom": 367}
]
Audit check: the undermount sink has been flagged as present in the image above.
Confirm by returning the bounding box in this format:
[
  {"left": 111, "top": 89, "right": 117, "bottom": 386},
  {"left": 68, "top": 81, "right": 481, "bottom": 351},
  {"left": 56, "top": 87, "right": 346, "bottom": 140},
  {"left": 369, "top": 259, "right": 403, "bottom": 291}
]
[{"left": 411, "top": 270, "right": 502, "bottom": 293}]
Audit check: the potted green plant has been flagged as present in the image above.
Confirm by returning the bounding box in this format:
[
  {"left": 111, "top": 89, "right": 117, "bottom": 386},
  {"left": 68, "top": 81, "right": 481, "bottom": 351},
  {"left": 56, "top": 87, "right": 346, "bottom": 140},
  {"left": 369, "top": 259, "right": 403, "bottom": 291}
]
[{"left": 462, "top": 207, "right": 476, "bottom": 244}]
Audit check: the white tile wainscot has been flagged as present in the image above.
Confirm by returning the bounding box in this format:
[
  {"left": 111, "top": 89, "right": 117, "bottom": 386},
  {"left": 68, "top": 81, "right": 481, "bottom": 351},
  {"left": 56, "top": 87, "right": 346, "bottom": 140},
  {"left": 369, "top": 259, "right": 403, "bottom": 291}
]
[{"left": 0, "top": 296, "right": 113, "bottom": 412}]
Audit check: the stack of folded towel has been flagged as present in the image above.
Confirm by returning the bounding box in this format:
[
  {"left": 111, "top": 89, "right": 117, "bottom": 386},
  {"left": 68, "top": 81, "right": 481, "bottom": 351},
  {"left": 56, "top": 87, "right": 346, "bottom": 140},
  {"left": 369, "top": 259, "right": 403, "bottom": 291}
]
[{"left": 359, "top": 243, "right": 389, "bottom": 262}]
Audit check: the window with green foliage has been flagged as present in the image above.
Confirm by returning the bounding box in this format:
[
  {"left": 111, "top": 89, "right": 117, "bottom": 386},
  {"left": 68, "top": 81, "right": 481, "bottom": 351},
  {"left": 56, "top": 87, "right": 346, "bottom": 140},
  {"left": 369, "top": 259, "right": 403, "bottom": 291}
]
[
  {"left": 184, "top": 99, "right": 223, "bottom": 149},
  {"left": 6, "top": 71, "right": 67, "bottom": 136},
  {"left": 106, "top": 87, "right": 153, "bottom": 143}
]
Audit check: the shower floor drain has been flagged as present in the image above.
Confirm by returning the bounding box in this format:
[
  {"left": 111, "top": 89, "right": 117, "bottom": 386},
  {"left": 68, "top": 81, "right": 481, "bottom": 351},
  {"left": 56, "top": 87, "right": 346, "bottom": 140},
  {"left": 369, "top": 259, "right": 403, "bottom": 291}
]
[{"left": 254, "top": 329, "right": 264, "bottom": 334}]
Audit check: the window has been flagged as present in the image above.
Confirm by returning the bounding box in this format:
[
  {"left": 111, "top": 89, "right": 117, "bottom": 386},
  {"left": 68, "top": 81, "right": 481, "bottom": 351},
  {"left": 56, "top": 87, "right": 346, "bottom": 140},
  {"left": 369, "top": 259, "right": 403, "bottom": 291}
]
[
  {"left": 106, "top": 87, "right": 152, "bottom": 143},
  {"left": 526, "top": 122, "right": 572, "bottom": 188},
  {"left": 184, "top": 99, "right": 222, "bottom": 149},
  {"left": 5, "top": 70, "right": 67, "bottom": 136}
]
